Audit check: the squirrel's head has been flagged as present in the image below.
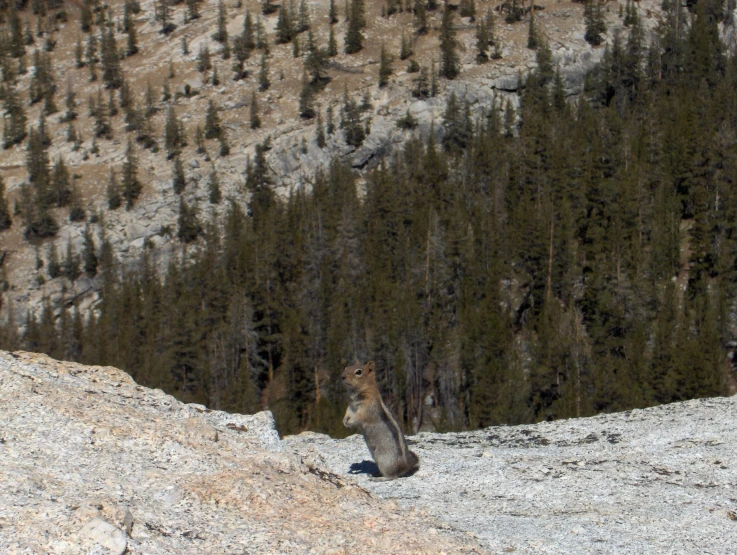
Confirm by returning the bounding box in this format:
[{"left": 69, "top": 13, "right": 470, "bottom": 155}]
[{"left": 341, "top": 360, "right": 375, "bottom": 390}]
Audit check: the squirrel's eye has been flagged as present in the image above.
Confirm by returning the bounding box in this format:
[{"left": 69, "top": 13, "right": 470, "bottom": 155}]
[{"left": 355, "top": 369, "right": 362, "bottom": 376}]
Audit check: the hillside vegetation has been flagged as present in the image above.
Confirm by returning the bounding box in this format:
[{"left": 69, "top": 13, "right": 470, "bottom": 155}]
[{"left": 0, "top": 0, "right": 736, "bottom": 435}]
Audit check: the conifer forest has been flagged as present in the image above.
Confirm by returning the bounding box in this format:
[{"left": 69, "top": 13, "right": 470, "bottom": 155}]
[{"left": 0, "top": 0, "right": 736, "bottom": 436}]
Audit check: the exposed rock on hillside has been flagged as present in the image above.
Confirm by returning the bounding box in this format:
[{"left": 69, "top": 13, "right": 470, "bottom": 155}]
[
  {"left": 0, "top": 351, "right": 482, "bottom": 554},
  {"left": 0, "top": 0, "right": 666, "bottom": 325},
  {"left": 2, "top": 351, "right": 736, "bottom": 553}
]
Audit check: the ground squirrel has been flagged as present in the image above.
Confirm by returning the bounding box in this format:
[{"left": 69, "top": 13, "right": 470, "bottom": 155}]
[{"left": 342, "top": 361, "right": 420, "bottom": 480}]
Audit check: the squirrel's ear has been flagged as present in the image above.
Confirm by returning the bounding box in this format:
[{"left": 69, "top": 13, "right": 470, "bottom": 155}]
[{"left": 366, "top": 361, "right": 375, "bottom": 373}]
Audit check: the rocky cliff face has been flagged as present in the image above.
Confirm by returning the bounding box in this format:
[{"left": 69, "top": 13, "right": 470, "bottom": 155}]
[{"left": 2, "top": 351, "right": 736, "bottom": 554}]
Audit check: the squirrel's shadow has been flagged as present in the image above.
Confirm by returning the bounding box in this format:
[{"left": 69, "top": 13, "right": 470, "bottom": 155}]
[{"left": 348, "top": 460, "right": 379, "bottom": 476}]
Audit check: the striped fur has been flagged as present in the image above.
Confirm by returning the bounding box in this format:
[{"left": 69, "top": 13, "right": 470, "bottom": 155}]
[{"left": 342, "top": 361, "right": 420, "bottom": 480}]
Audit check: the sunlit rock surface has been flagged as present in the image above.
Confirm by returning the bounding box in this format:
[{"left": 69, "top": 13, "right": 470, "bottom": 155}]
[{"left": 0, "top": 351, "right": 481, "bottom": 554}]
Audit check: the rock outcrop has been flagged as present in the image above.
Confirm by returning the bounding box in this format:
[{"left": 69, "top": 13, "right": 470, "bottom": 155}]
[
  {"left": 2, "top": 350, "right": 737, "bottom": 553},
  {"left": 0, "top": 351, "right": 481, "bottom": 554},
  {"left": 287, "top": 396, "right": 737, "bottom": 553}
]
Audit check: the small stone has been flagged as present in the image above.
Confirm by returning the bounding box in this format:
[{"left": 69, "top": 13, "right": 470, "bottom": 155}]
[{"left": 80, "top": 518, "right": 127, "bottom": 555}]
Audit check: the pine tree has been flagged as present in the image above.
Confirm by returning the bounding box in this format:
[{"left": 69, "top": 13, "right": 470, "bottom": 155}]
[
  {"left": 107, "top": 166, "right": 122, "bottom": 210},
  {"left": 177, "top": 198, "right": 202, "bottom": 243},
  {"left": 172, "top": 156, "right": 186, "bottom": 194},
  {"left": 0, "top": 176, "right": 12, "bottom": 232},
  {"left": 233, "top": 10, "right": 254, "bottom": 79},
  {"left": 527, "top": 7, "right": 539, "bottom": 49},
  {"left": 122, "top": 139, "right": 142, "bottom": 209},
  {"left": 552, "top": 68, "right": 567, "bottom": 112},
  {"left": 326, "top": 103, "right": 335, "bottom": 135},
  {"left": 46, "top": 242, "right": 61, "bottom": 279},
  {"left": 299, "top": 69, "right": 316, "bottom": 118},
  {"left": 159, "top": 0, "right": 176, "bottom": 34},
  {"left": 207, "top": 166, "right": 221, "bottom": 204},
  {"left": 82, "top": 225, "right": 98, "bottom": 277},
  {"left": 8, "top": 10, "right": 26, "bottom": 58},
  {"left": 63, "top": 81, "right": 78, "bottom": 122},
  {"left": 256, "top": 15, "right": 269, "bottom": 51},
  {"left": 262, "top": 0, "right": 278, "bottom": 15},
  {"left": 476, "top": 16, "right": 489, "bottom": 62},
  {"left": 162, "top": 80, "right": 171, "bottom": 103},
  {"left": 345, "top": 0, "right": 365, "bottom": 54},
  {"left": 100, "top": 27, "right": 122, "bottom": 89},
  {"left": 293, "top": 35, "right": 301, "bottom": 57},
  {"left": 195, "top": 125, "right": 207, "bottom": 155},
  {"left": 276, "top": 2, "right": 295, "bottom": 44},
  {"left": 414, "top": 0, "right": 427, "bottom": 34},
  {"left": 3, "top": 85, "right": 28, "bottom": 148},
  {"left": 316, "top": 108, "right": 326, "bottom": 147},
  {"left": 400, "top": 31, "right": 413, "bottom": 60},
  {"left": 67, "top": 179, "right": 86, "bottom": 222},
  {"left": 80, "top": 2, "right": 93, "bottom": 33},
  {"left": 328, "top": 25, "right": 338, "bottom": 58},
  {"left": 460, "top": 0, "right": 476, "bottom": 19},
  {"left": 74, "top": 37, "right": 84, "bottom": 69},
  {"left": 442, "top": 92, "right": 471, "bottom": 152},
  {"left": 198, "top": 44, "right": 212, "bottom": 73},
  {"left": 26, "top": 127, "right": 51, "bottom": 206},
  {"left": 259, "top": 52, "right": 271, "bottom": 91},
  {"left": 165, "top": 105, "right": 182, "bottom": 159},
  {"left": 214, "top": 1, "right": 229, "bottom": 43},
  {"left": 204, "top": 100, "right": 222, "bottom": 139},
  {"left": 412, "top": 66, "right": 430, "bottom": 98},
  {"left": 30, "top": 49, "right": 53, "bottom": 106},
  {"left": 396, "top": 108, "right": 418, "bottom": 129},
  {"left": 329, "top": 0, "right": 339, "bottom": 24},
  {"left": 94, "top": 87, "right": 112, "bottom": 139},
  {"left": 439, "top": 4, "right": 460, "bottom": 79},
  {"left": 250, "top": 91, "right": 261, "bottom": 129},
  {"left": 119, "top": 78, "right": 132, "bottom": 110},
  {"left": 503, "top": 97, "right": 516, "bottom": 137},
  {"left": 298, "top": 0, "right": 311, "bottom": 33},
  {"left": 378, "top": 42, "right": 392, "bottom": 87},
  {"left": 219, "top": 132, "right": 230, "bottom": 156},
  {"left": 187, "top": 0, "right": 201, "bottom": 21},
  {"left": 304, "top": 31, "right": 328, "bottom": 87},
  {"left": 144, "top": 80, "right": 158, "bottom": 118},
  {"left": 126, "top": 15, "right": 139, "bottom": 56},
  {"left": 51, "top": 156, "right": 71, "bottom": 207},
  {"left": 61, "top": 237, "right": 80, "bottom": 280},
  {"left": 341, "top": 92, "right": 365, "bottom": 146},
  {"left": 24, "top": 21, "right": 34, "bottom": 47},
  {"left": 107, "top": 89, "right": 118, "bottom": 118},
  {"left": 67, "top": 123, "right": 81, "bottom": 151},
  {"left": 584, "top": 0, "right": 607, "bottom": 47},
  {"left": 85, "top": 33, "right": 99, "bottom": 77}
]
